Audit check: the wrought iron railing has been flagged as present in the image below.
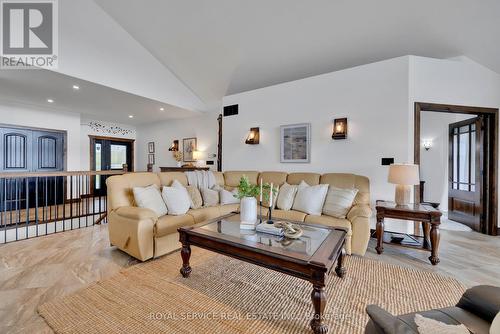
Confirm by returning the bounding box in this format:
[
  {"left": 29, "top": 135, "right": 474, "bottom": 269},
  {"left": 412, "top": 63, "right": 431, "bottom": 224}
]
[{"left": 0, "top": 169, "right": 126, "bottom": 244}]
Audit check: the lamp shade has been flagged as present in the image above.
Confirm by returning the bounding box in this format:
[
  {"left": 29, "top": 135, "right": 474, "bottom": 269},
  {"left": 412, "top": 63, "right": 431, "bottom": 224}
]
[{"left": 388, "top": 164, "right": 420, "bottom": 185}]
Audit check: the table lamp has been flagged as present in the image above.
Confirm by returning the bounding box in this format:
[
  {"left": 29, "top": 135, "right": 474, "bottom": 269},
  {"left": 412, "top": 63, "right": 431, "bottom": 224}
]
[{"left": 388, "top": 164, "right": 420, "bottom": 205}]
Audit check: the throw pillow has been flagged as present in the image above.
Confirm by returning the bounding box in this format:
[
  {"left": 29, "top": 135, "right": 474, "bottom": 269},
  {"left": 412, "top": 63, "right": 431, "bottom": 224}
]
[
  {"left": 201, "top": 188, "right": 219, "bottom": 207},
  {"left": 292, "top": 181, "right": 329, "bottom": 215},
  {"left": 414, "top": 314, "right": 470, "bottom": 334},
  {"left": 161, "top": 183, "right": 191, "bottom": 215},
  {"left": 322, "top": 186, "right": 359, "bottom": 218},
  {"left": 276, "top": 183, "right": 298, "bottom": 211},
  {"left": 132, "top": 184, "right": 167, "bottom": 216},
  {"left": 220, "top": 188, "right": 240, "bottom": 205},
  {"left": 185, "top": 185, "right": 203, "bottom": 209},
  {"left": 491, "top": 312, "right": 500, "bottom": 334}
]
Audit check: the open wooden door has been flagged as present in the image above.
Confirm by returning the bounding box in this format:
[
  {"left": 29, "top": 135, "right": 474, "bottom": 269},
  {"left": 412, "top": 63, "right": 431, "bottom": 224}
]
[{"left": 448, "top": 116, "right": 483, "bottom": 231}]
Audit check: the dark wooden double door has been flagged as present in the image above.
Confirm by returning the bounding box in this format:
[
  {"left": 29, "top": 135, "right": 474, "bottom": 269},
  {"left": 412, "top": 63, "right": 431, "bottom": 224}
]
[
  {"left": 448, "top": 117, "right": 484, "bottom": 231},
  {"left": 0, "top": 126, "right": 65, "bottom": 212}
]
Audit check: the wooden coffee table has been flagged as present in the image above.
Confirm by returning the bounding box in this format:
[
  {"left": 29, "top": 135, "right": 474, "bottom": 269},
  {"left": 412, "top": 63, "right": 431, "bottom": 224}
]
[{"left": 178, "top": 213, "right": 347, "bottom": 334}]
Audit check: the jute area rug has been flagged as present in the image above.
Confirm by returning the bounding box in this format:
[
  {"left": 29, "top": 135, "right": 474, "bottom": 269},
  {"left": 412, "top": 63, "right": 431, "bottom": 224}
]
[{"left": 38, "top": 248, "right": 465, "bottom": 334}]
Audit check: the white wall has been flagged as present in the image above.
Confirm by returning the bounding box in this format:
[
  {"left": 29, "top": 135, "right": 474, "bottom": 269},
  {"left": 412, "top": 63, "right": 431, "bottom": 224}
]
[
  {"left": 0, "top": 103, "right": 81, "bottom": 170},
  {"left": 222, "top": 56, "right": 411, "bottom": 204},
  {"left": 80, "top": 119, "right": 136, "bottom": 171},
  {"left": 135, "top": 112, "right": 219, "bottom": 172},
  {"left": 420, "top": 112, "right": 474, "bottom": 211}
]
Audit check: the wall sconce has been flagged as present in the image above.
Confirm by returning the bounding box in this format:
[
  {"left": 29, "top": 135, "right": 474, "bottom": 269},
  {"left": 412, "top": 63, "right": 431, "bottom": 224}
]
[
  {"left": 423, "top": 139, "right": 432, "bottom": 151},
  {"left": 168, "top": 140, "right": 179, "bottom": 151},
  {"left": 332, "top": 118, "right": 347, "bottom": 140},
  {"left": 245, "top": 127, "right": 260, "bottom": 144}
]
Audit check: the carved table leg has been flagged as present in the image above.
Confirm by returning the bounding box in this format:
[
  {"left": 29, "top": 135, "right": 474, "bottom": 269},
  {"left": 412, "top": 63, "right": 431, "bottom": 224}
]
[
  {"left": 375, "top": 215, "right": 384, "bottom": 254},
  {"left": 422, "top": 221, "right": 431, "bottom": 250},
  {"left": 335, "top": 248, "right": 346, "bottom": 278},
  {"left": 310, "top": 283, "right": 328, "bottom": 334},
  {"left": 180, "top": 242, "right": 192, "bottom": 277},
  {"left": 428, "top": 221, "right": 440, "bottom": 265}
]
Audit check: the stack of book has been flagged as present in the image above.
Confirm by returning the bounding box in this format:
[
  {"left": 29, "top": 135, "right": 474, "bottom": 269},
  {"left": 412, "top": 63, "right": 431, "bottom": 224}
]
[
  {"left": 256, "top": 222, "right": 284, "bottom": 236},
  {"left": 240, "top": 221, "right": 258, "bottom": 230}
]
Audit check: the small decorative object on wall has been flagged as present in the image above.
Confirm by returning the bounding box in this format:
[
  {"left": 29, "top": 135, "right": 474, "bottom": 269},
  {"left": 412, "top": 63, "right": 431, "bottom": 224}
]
[
  {"left": 245, "top": 127, "right": 260, "bottom": 144},
  {"left": 87, "top": 121, "right": 134, "bottom": 136},
  {"left": 182, "top": 137, "right": 197, "bottom": 162},
  {"left": 422, "top": 139, "right": 432, "bottom": 151},
  {"left": 332, "top": 118, "right": 348, "bottom": 140},
  {"left": 280, "top": 123, "right": 311, "bottom": 163},
  {"left": 168, "top": 140, "right": 179, "bottom": 151},
  {"left": 148, "top": 142, "right": 155, "bottom": 153},
  {"left": 148, "top": 154, "right": 155, "bottom": 165}
]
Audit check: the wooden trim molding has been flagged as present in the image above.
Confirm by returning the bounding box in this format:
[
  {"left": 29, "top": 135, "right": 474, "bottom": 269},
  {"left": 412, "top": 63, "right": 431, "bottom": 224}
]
[{"left": 414, "top": 102, "right": 498, "bottom": 236}]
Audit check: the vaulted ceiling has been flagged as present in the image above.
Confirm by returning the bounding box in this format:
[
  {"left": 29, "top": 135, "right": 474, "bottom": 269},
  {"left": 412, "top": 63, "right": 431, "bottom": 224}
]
[{"left": 95, "top": 0, "right": 500, "bottom": 110}]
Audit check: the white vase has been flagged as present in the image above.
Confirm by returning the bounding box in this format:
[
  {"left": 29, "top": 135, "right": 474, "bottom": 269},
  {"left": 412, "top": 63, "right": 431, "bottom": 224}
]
[
  {"left": 240, "top": 197, "right": 257, "bottom": 224},
  {"left": 176, "top": 161, "right": 182, "bottom": 167}
]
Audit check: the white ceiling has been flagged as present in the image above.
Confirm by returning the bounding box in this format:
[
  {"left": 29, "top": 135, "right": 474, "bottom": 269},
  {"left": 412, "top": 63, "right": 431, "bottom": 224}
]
[
  {"left": 95, "top": 0, "right": 500, "bottom": 108},
  {"left": 0, "top": 68, "right": 201, "bottom": 125}
]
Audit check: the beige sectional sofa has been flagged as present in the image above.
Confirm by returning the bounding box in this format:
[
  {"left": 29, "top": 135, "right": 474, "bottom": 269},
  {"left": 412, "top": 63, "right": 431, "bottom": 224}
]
[{"left": 106, "top": 170, "right": 372, "bottom": 261}]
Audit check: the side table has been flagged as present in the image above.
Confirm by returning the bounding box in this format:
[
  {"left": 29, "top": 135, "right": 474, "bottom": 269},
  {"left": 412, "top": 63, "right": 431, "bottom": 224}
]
[{"left": 375, "top": 200, "right": 442, "bottom": 265}]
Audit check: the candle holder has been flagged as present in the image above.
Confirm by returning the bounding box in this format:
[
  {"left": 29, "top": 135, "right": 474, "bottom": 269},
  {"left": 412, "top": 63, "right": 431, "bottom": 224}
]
[
  {"left": 259, "top": 201, "right": 263, "bottom": 223},
  {"left": 266, "top": 206, "right": 273, "bottom": 224}
]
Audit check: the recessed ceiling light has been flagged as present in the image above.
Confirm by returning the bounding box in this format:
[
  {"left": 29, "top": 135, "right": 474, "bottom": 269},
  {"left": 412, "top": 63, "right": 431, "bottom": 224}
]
[
  {"left": 128, "top": 115, "right": 134, "bottom": 118},
  {"left": 72, "top": 85, "right": 80, "bottom": 90},
  {"left": 160, "top": 107, "right": 164, "bottom": 111},
  {"left": 47, "top": 99, "right": 54, "bottom": 103}
]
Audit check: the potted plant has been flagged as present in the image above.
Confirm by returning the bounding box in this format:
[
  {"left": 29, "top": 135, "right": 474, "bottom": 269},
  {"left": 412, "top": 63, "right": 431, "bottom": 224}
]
[
  {"left": 173, "top": 151, "right": 183, "bottom": 167},
  {"left": 235, "top": 176, "right": 277, "bottom": 224}
]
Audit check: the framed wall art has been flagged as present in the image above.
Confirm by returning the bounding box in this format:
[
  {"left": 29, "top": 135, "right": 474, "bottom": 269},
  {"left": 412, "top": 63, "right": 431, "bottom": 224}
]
[
  {"left": 182, "top": 137, "right": 197, "bottom": 162},
  {"left": 280, "top": 123, "right": 311, "bottom": 163}
]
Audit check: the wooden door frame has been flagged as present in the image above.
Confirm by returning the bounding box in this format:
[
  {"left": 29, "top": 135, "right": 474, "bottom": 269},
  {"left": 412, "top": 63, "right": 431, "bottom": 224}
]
[{"left": 414, "top": 102, "right": 498, "bottom": 236}]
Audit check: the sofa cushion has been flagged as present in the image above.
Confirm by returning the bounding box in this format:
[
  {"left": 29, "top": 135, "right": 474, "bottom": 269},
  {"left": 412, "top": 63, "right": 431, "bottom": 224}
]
[
  {"left": 201, "top": 188, "right": 219, "bottom": 206},
  {"left": 322, "top": 186, "right": 358, "bottom": 218},
  {"left": 287, "top": 172, "right": 320, "bottom": 185},
  {"left": 157, "top": 172, "right": 188, "bottom": 187},
  {"left": 133, "top": 184, "right": 168, "bottom": 216},
  {"left": 161, "top": 181, "right": 191, "bottom": 215},
  {"left": 276, "top": 183, "right": 298, "bottom": 210},
  {"left": 224, "top": 171, "right": 259, "bottom": 188},
  {"left": 107, "top": 173, "right": 161, "bottom": 210},
  {"left": 186, "top": 186, "right": 203, "bottom": 209},
  {"left": 304, "top": 215, "right": 352, "bottom": 235},
  {"left": 220, "top": 203, "right": 240, "bottom": 216},
  {"left": 272, "top": 209, "right": 307, "bottom": 222},
  {"left": 155, "top": 214, "right": 195, "bottom": 237},
  {"left": 320, "top": 173, "right": 370, "bottom": 205},
  {"left": 188, "top": 206, "right": 221, "bottom": 223},
  {"left": 220, "top": 188, "right": 240, "bottom": 205},
  {"left": 259, "top": 171, "right": 288, "bottom": 186},
  {"left": 292, "top": 181, "right": 329, "bottom": 215},
  {"left": 213, "top": 171, "right": 225, "bottom": 187}
]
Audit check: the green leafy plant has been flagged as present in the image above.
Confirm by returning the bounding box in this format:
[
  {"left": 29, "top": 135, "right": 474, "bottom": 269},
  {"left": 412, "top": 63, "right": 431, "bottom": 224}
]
[{"left": 235, "top": 175, "right": 277, "bottom": 201}]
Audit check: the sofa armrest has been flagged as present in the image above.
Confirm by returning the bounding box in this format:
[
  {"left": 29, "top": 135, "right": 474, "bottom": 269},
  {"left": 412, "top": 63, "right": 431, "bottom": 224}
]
[
  {"left": 456, "top": 285, "right": 500, "bottom": 322},
  {"left": 347, "top": 204, "right": 372, "bottom": 221},
  {"left": 114, "top": 206, "right": 158, "bottom": 221},
  {"left": 108, "top": 207, "right": 158, "bottom": 261},
  {"left": 366, "top": 305, "right": 416, "bottom": 334}
]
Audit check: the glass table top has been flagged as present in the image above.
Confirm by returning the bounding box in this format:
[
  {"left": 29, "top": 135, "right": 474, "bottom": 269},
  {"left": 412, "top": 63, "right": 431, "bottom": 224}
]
[{"left": 199, "top": 215, "right": 332, "bottom": 257}]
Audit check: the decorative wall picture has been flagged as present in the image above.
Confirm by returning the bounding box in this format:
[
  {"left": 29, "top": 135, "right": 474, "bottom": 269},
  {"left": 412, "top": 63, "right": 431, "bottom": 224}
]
[
  {"left": 148, "top": 142, "right": 155, "bottom": 153},
  {"left": 148, "top": 154, "right": 155, "bottom": 165},
  {"left": 182, "top": 137, "right": 197, "bottom": 162},
  {"left": 280, "top": 123, "right": 311, "bottom": 163}
]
